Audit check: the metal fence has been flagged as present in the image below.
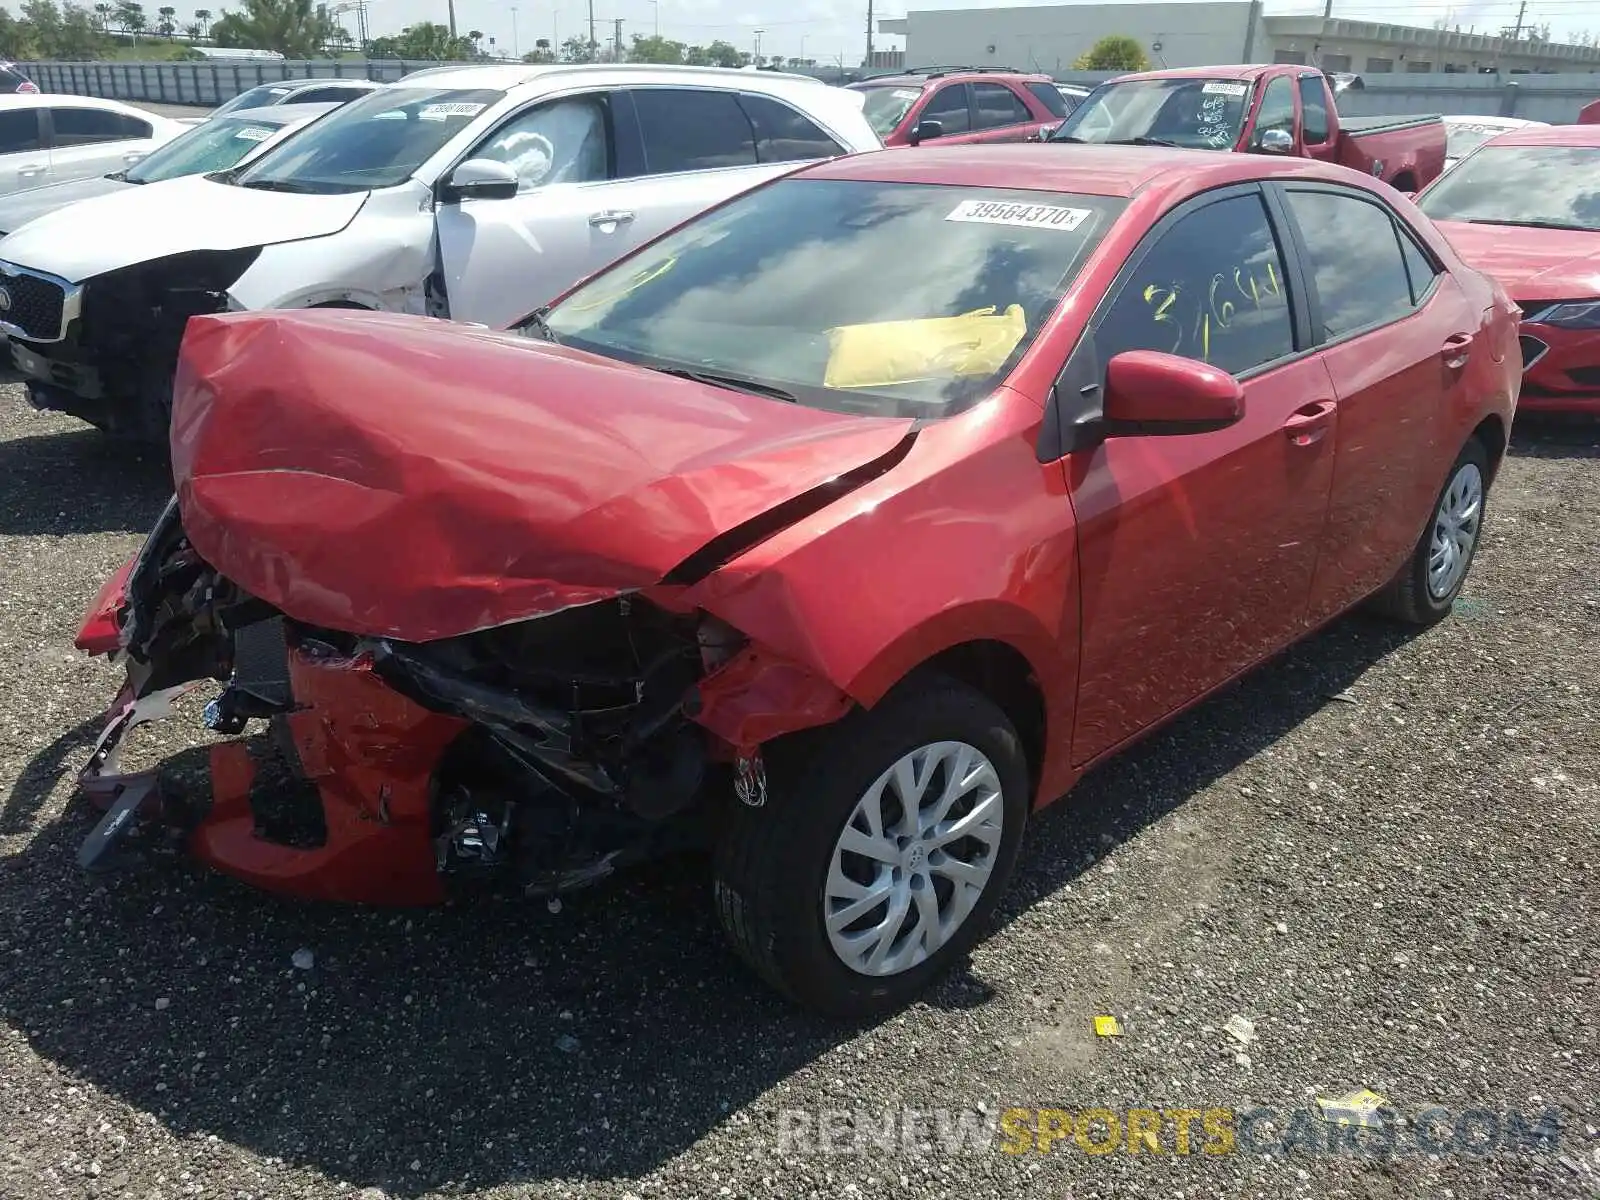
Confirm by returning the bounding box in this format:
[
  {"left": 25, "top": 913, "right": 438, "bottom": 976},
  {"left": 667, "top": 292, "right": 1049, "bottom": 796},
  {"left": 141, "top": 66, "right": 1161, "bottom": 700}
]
[{"left": 15, "top": 56, "right": 1600, "bottom": 123}]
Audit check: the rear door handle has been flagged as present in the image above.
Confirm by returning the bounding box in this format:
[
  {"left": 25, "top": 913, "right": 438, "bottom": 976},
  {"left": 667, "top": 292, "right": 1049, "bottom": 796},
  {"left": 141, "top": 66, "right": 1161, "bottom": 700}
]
[
  {"left": 1442, "top": 332, "right": 1473, "bottom": 368},
  {"left": 18, "top": 163, "right": 45, "bottom": 177},
  {"left": 1283, "top": 399, "right": 1336, "bottom": 446},
  {"left": 588, "top": 209, "right": 635, "bottom": 228}
]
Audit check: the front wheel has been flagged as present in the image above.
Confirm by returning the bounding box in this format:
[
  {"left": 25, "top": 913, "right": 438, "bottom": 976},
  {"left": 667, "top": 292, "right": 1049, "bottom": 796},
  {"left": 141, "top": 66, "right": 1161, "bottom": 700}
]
[
  {"left": 1370, "top": 437, "right": 1490, "bottom": 624},
  {"left": 713, "top": 676, "right": 1030, "bottom": 1018}
]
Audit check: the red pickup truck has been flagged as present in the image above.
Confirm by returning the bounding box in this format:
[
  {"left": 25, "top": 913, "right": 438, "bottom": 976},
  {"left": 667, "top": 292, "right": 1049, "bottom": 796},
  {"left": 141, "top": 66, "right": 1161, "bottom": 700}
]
[{"left": 1051, "top": 63, "right": 1447, "bottom": 191}]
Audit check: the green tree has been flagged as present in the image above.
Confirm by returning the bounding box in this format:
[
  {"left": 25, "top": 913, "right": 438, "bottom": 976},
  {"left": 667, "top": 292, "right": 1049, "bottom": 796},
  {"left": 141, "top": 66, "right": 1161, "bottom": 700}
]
[
  {"left": 368, "top": 21, "right": 472, "bottom": 59},
  {"left": 208, "top": 0, "right": 332, "bottom": 56},
  {"left": 1072, "top": 34, "right": 1147, "bottom": 71},
  {"left": 558, "top": 32, "right": 594, "bottom": 62},
  {"left": 628, "top": 32, "right": 683, "bottom": 63},
  {"left": 155, "top": 3, "right": 173, "bottom": 34},
  {"left": 521, "top": 36, "right": 553, "bottom": 62}
]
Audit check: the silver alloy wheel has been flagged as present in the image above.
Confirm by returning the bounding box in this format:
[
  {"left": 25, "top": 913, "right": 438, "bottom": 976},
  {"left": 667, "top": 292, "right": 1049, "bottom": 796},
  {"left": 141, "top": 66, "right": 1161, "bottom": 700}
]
[
  {"left": 823, "top": 740, "right": 1005, "bottom": 977},
  {"left": 1428, "top": 461, "right": 1484, "bottom": 600}
]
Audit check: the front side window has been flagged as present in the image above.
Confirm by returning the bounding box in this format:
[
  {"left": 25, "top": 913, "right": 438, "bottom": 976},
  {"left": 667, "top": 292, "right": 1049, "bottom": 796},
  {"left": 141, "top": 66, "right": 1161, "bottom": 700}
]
[
  {"left": 634, "top": 88, "right": 757, "bottom": 174},
  {"left": 471, "top": 96, "right": 610, "bottom": 190},
  {"left": 126, "top": 114, "right": 289, "bottom": 182},
  {"left": 1055, "top": 78, "right": 1253, "bottom": 150},
  {"left": 920, "top": 84, "right": 971, "bottom": 136},
  {"left": 1298, "top": 76, "right": 1330, "bottom": 143},
  {"left": 233, "top": 86, "right": 506, "bottom": 194},
  {"left": 0, "top": 109, "right": 38, "bottom": 154},
  {"left": 541, "top": 179, "right": 1125, "bottom": 417},
  {"left": 739, "top": 93, "right": 844, "bottom": 163},
  {"left": 854, "top": 84, "right": 922, "bottom": 137},
  {"left": 1254, "top": 76, "right": 1294, "bottom": 141},
  {"left": 1285, "top": 189, "right": 1415, "bottom": 339},
  {"left": 971, "top": 83, "right": 1031, "bottom": 130},
  {"left": 1096, "top": 193, "right": 1294, "bottom": 375},
  {"left": 52, "top": 108, "right": 149, "bottom": 144},
  {"left": 1418, "top": 144, "right": 1600, "bottom": 232}
]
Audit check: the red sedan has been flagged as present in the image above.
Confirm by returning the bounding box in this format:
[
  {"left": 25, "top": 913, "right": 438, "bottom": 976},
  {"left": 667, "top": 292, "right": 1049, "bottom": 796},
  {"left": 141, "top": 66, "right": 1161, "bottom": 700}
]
[
  {"left": 75, "top": 145, "right": 1518, "bottom": 1017},
  {"left": 1418, "top": 123, "right": 1600, "bottom": 414}
]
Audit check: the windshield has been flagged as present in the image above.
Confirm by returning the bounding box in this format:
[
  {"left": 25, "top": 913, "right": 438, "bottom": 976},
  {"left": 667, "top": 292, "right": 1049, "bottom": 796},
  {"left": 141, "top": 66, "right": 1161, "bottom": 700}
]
[
  {"left": 1419, "top": 145, "right": 1600, "bottom": 232},
  {"left": 541, "top": 178, "right": 1124, "bottom": 417},
  {"left": 213, "top": 82, "right": 297, "bottom": 117},
  {"left": 232, "top": 86, "right": 503, "bottom": 194},
  {"left": 1444, "top": 121, "right": 1514, "bottom": 161},
  {"left": 127, "top": 113, "right": 289, "bottom": 183},
  {"left": 855, "top": 84, "right": 923, "bottom": 137},
  {"left": 1054, "top": 78, "right": 1252, "bottom": 149}
]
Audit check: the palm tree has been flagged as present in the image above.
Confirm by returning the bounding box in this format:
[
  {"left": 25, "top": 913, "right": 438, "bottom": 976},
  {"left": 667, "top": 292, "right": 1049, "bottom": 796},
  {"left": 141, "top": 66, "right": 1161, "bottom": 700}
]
[
  {"left": 207, "top": 0, "right": 335, "bottom": 58},
  {"left": 194, "top": 6, "right": 211, "bottom": 37},
  {"left": 157, "top": 5, "right": 176, "bottom": 36},
  {"left": 93, "top": 1, "right": 113, "bottom": 30}
]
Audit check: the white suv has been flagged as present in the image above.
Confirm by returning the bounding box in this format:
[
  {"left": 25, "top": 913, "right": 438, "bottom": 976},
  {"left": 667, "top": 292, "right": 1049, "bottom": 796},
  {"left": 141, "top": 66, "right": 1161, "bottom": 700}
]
[
  {"left": 0, "top": 94, "right": 186, "bottom": 194},
  {"left": 0, "top": 64, "right": 880, "bottom": 441}
]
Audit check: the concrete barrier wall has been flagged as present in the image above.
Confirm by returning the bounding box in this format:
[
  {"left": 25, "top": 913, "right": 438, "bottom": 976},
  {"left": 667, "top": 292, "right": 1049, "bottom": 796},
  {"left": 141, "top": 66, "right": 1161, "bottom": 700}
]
[{"left": 16, "top": 57, "right": 1600, "bottom": 122}]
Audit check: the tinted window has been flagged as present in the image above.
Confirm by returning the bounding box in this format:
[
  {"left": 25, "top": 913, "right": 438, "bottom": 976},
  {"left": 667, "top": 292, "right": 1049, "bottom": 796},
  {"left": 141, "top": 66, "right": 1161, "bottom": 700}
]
[
  {"left": 635, "top": 88, "right": 757, "bottom": 173},
  {"left": 473, "top": 95, "right": 609, "bottom": 189},
  {"left": 542, "top": 179, "right": 1124, "bottom": 417},
  {"left": 1418, "top": 144, "right": 1600, "bottom": 232},
  {"left": 920, "top": 84, "right": 971, "bottom": 136},
  {"left": 1298, "top": 76, "right": 1330, "bottom": 143},
  {"left": 1286, "top": 189, "right": 1415, "bottom": 338},
  {"left": 1398, "top": 229, "right": 1438, "bottom": 305},
  {"left": 738, "top": 93, "right": 843, "bottom": 163},
  {"left": 0, "top": 109, "right": 38, "bottom": 154},
  {"left": 1097, "top": 193, "right": 1294, "bottom": 375},
  {"left": 971, "top": 82, "right": 1031, "bottom": 130},
  {"left": 1027, "top": 81, "right": 1068, "bottom": 118},
  {"left": 1254, "top": 76, "right": 1294, "bottom": 140},
  {"left": 52, "top": 108, "right": 150, "bottom": 144}
]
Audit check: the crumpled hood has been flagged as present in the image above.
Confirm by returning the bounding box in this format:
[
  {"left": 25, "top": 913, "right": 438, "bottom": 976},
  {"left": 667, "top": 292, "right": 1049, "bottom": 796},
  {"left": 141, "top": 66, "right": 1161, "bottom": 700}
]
[
  {"left": 0, "top": 174, "right": 367, "bottom": 283},
  {"left": 0, "top": 174, "right": 129, "bottom": 237},
  {"left": 1436, "top": 219, "right": 1600, "bottom": 302},
  {"left": 171, "top": 310, "right": 916, "bottom": 642}
]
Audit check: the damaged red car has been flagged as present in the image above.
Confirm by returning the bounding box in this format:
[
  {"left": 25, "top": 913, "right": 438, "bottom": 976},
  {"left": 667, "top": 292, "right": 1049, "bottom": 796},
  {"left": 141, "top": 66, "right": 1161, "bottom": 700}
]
[{"left": 75, "top": 144, "right": 1519, "bottom": 1017}]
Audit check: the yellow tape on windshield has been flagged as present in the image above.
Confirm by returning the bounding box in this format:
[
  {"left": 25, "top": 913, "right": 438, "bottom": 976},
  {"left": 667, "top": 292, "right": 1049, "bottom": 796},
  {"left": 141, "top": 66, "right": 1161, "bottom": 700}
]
[{"left": 824, "top": 305, "right": 1027, "bottom": 390}]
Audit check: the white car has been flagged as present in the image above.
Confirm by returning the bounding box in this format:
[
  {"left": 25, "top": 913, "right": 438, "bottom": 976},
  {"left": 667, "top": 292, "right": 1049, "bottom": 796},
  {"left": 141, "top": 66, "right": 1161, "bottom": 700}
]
[
  {"left": 0, "top": 94, "right": 187, "bottom": 194},
  {"left": 0, "top": 63, "right": 880, "bottom": 441},
  {"left": 1442, "top": 115, "right": 1548, "bottom": 171},
  {"left": 209, "top": 77, "right": 380, "bottom": 118}
]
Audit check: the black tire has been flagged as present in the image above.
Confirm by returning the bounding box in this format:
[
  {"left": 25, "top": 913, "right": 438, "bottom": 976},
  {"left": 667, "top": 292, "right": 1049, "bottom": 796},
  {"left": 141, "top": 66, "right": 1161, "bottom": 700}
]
[
  {"left": 713, "top": 675, "right": 1029, "bottom": 1018},
  {"left": 1369, "top": 436, "right": 1491, "bottom": 625}
]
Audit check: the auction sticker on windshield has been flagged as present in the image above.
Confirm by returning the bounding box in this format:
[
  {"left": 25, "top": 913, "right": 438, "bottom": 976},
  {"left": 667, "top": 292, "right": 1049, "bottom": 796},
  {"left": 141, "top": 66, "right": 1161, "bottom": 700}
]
[
  {"left": 420, "top": 101, "right": 487, "bottom": 121},
  {"left": 945, "top": 199, "right": 1092, "bottom": 231},
  {"left": 233, "top": 126, "right": 273, "bottom": 141},
  {"left": 1201, "top": 82, "right": 1249, "bottom": 96}
]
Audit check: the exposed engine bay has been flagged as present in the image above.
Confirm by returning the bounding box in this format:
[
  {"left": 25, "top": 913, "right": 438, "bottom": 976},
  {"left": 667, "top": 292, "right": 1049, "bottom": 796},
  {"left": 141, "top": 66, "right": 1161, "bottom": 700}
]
[{"left": 77, "top": 497, "right": 821, "bottom": 903}]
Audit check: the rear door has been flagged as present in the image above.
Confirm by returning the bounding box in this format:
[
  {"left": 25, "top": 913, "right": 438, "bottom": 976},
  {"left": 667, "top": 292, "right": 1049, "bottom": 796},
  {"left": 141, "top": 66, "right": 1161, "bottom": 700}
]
[
  {"left": 0, "top": 107, "right": 47, "bottom": 192},
  {"left": 1061, "top": 185, "right": 1339, "bottom": 764},
  {"left": 44, "top": 106, "right": 157, "bottom": 183},
  {"left": 967, "top": 81, "right": 1047, "bottom": 143},
  {"left": 1275, "top": 183, "right": 1475, "bottom": 624}
]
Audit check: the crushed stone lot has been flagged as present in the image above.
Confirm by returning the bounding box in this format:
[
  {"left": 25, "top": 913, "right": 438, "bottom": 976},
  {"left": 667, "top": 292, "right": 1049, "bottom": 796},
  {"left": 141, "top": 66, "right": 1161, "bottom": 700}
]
[{"left": 1, "top": 383, "right": 1597, "bottom": 1200}]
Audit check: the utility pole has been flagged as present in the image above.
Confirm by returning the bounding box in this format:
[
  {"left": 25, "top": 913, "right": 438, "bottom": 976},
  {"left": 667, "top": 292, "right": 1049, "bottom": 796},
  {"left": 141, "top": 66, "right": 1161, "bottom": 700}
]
[
  {"left": 510, "top": 5, "right": 518, "bottom": 56},
  {"left": 753, "top": 27, "right": 763, "bottom": 61},
  {"left": 588, "top": 0, "right": 597, "bottom": 60},
  {"left": 1242, "top": 0, "right": 1262, "bottom": 61},
  {"left": 1510, "top": 0, "right": 1526, "bottom": 38},
  {"left": 446, "top": 0, "right": 456, "bottom": 38},
  {"left": 865, "top": 0, "right": 874, "bottom": 68},
  {"left": 614, "top": 17, "right": 624, "bottom": 60},
  {"left": 1321, "top": 0, "right": 1332, "bottom": 19}
]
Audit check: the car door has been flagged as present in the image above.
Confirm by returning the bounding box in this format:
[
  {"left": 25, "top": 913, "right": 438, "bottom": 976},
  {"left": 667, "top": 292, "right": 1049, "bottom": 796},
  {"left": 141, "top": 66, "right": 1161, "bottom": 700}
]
[
  {"left": 968, "top": 82, "right": 1045, "bottom": 143},
  {"left": 0, "top": 107, "right": 47, "bottom": 192},
  {"left": 1276, "top": 184, "right": 1477, "bottom": 625},
  {"left": 45, "top": 106, "right": 156, "bottom": 183},
  {"left": 906, "top": 82, "right": 974, "bottom": 144},
  {"left": 432, "top": 90, "right": 625, "bottom": 325},
  {"left": 1060, "top": 186, "right": 1340, "bottom": 764}
]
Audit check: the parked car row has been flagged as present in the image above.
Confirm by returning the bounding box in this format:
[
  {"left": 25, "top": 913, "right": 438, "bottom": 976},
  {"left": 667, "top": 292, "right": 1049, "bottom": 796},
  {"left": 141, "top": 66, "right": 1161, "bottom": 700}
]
[{"left": 4, "top": 60, "right": 1591, "bottom": 1017}]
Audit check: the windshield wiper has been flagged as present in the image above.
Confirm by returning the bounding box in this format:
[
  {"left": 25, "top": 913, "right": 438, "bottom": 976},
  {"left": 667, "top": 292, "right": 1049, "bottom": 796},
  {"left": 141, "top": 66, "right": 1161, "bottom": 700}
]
[
  {"left": 237, "top": 178, "right": 321, "bottom": 193},
  {"left": 1105, "top": 136, "right": 1180, "bottom": 147},
  {"left": 652, "top": 366, "right": 798, "bottom": 403},
  {"left": 518, "top": 306, "right": 560, "bottom": 344},
  {"left": 1464, "top": 217, "right": 1591, "bottom": 232},
  {"left": 1049, "top": 133, "right": 1084, "bottom": 143}
]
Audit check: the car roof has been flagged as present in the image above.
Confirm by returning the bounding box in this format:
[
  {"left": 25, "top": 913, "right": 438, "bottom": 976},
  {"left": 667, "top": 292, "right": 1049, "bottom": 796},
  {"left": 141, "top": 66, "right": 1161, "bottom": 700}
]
[
  {"left": 1480, "top": 122, "right": 1600, "bottom": 147},
  {"left": 801, "top": 142, "right": 1388, "bottom": 198},
  {"left": 397, "top": 62, "right": 829, "bottom": 93},
  {"left": 221, "top": 101, "right": 340, "bottom": 124},
  {"left": 1109, "top": 64, "right": 1295, "bottom": 83},
  {"left": 856, "top": 68, "right": 1052, "bottom": 87}
]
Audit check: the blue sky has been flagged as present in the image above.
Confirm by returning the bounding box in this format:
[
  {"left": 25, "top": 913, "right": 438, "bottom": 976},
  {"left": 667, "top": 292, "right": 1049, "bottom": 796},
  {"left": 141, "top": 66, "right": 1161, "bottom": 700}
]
[{"left": 351, "top": 0, "right": 1595, "bottom": 70}]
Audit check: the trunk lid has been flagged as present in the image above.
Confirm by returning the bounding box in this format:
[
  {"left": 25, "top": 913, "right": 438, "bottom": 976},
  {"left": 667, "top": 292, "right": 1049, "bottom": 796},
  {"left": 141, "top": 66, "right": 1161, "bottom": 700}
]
[{"left": 172, "top": 310, "right": 916, "bottom": 642}]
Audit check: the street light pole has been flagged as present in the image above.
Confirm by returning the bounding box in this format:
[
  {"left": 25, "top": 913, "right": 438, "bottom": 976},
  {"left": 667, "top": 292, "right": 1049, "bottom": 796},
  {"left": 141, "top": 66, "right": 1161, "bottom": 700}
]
[
  {"left": 753, "top": 27, "right": 763, "bottom": 62},
  {"left": 510, "top": 6, "right": 518, "bottom": 56}
]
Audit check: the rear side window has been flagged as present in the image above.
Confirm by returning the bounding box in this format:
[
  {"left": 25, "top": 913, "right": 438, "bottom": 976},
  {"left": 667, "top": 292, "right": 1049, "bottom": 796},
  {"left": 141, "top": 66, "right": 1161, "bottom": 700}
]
[
  {"left": 0, "top": 109, "right": 39, "bottom": 153},
  {"left": 297, "top": 86, "right": 367, "bottom": 106},
  {"left": 738, "top": 93, "right": 844, "bottom": 163},
  {"left": 634, "top": 88, "right": 757, "bottom": 174},
  {"left": 1285, "top": 189, "right": 1416, "bottom": 338},
  {"left": 1298, "top": 76, "right": 1330, "bottom": 143},
  {"left": 1096, "top": 192, "right": 1295, "bottom": 376},
  {"left": 971, "top": 82, "right": 1031, "bottom": 130},
  {"left": 51, "top": 107, "right": 151, "bottom": 145},
  {"left": 1026, "top": 81, "right": 1069, "bottom": 118}
]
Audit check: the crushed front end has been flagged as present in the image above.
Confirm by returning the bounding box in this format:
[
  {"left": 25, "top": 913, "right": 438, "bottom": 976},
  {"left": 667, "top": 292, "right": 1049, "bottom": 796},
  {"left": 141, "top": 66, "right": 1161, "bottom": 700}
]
[{"left": 76, "top": 498, "right": 853, "bottom": 904}]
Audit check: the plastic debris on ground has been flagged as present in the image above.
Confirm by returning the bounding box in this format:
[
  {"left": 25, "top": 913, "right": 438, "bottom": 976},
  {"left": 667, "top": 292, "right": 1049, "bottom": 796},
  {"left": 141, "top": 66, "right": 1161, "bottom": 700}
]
[
  {"left": 1093, "top": 1015, "right": 1123, "bottom": 1037},
  {"left": 1316, "top": 1088, "right": 1390, "bottom": 1128}
]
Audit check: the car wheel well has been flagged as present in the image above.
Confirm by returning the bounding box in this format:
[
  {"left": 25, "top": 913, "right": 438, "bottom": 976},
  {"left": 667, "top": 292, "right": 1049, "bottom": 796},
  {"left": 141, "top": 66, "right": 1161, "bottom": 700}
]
[
  {"left": 1472, "top": 414, "right": 1507, "bottom": 485},
  {"left": 916, "top": 640, "right": 1045, "bottom": 792},
  {"left": 309, "top": 300, "right": 371, "bottom": 310}
]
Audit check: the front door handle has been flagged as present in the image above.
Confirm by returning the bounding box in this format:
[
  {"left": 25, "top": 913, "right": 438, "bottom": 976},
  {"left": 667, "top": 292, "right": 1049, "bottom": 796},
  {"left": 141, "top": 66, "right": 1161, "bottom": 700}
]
[
  {"left": 1441, "top": 332, "right": 1473, "bottom": 369},
  {"left": 588, "top": 209, "right": 635, "bottom": 229},
  {"left": 1283, "top": 399, "right": 1336, "bottom": 446},
  {"left": 18, "top": 163, "right": 44, "bottom": 177}
]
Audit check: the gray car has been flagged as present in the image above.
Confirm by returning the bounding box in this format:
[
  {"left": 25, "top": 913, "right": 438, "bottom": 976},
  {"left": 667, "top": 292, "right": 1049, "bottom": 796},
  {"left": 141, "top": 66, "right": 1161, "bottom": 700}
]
[
  {"left": 210, "top": 78, "right": 379, "bottom": 117},
  {"left": 0, "top": 102, "right": 336, "bottom": 238}
]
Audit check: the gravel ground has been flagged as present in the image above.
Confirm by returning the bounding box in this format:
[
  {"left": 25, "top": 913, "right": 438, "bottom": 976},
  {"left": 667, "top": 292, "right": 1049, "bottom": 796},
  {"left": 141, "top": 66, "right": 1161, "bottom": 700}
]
[{"left": 0, "top": 385, "right": 1597, "bottom": 1200}]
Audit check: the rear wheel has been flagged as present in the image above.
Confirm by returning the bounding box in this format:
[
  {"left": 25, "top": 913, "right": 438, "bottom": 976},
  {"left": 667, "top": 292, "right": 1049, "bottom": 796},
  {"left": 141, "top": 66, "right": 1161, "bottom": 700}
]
[
  {"left": 1370, "top": 437, "right": 1489, "bottom": 624},
  {"left": 713, "top": 677, "right": 1029, "bottom": 1017}
]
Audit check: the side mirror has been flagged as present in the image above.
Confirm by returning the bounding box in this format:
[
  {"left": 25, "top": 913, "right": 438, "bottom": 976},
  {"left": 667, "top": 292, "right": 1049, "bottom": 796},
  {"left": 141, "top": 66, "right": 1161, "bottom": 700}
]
[
  {"left": 1398, "top": 189, "right": 1417, "bottom": 200},
  {"left": 908, "top": 118, "right": 943, "bottom": 146},
  {"left": 1102, "top": 350, "right": 1244, "bottom": 436},
  {"left": 1256, "top": 127, "right": 1294, "bottom": 155},
  {"left": 442, "top": 157, "right": 520, "bottom": 202}
]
